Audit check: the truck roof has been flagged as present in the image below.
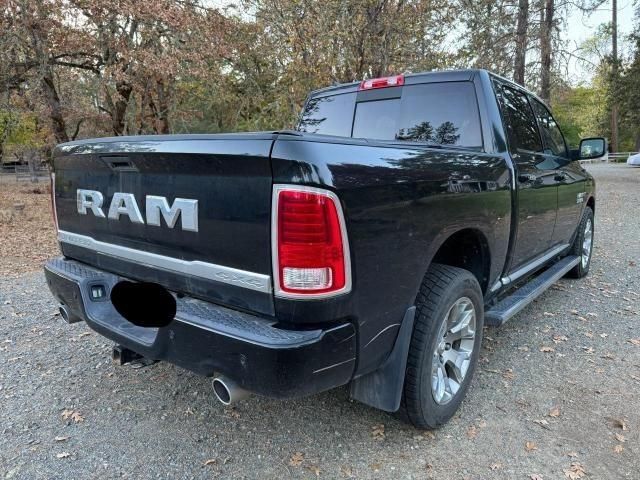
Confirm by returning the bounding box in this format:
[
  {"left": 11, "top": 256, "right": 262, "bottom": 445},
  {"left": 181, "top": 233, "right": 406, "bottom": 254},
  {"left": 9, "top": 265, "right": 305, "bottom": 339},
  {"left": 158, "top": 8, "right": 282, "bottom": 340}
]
[
  {"left": 308, "top": 69, "right": 481, "bottom": 98},
  {"left": 307, "top": 68, "right": 549, "bottom": 108}
]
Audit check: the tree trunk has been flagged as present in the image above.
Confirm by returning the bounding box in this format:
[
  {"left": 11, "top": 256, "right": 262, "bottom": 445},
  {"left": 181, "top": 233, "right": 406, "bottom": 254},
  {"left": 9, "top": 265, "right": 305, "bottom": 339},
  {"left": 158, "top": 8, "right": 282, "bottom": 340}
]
[
  {"left": 112, "top": 81, "right": 133, "bottom": 136},
  {"left": 539, "top": 0, "right": 554, "bottom": 103},
  {"left": 154, "top": 78, "right": 171, "bottom": 134},
  {"left": 41, "top": 70, "right": 69, "bottom": 144},
  {"left": 610, "top": 0, "right": 619, "bottom": 153},
  {"left": 514, "top": 0, "right": 529, "bottom": 86}
]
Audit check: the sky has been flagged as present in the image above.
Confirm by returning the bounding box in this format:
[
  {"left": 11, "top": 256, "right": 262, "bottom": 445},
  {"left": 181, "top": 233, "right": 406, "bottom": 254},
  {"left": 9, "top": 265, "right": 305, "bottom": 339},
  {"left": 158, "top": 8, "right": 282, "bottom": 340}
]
[{"left": 564, "top": 0, "right": 636, "bottom": 83}]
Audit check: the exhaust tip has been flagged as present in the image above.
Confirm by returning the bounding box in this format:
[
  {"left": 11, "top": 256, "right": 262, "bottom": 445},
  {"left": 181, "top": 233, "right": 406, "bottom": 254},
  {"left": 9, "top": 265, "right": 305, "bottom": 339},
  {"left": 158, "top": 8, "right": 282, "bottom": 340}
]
[
  {"left": 58, "top": 304, "right": 83, "bottom": 324},
  {"left": 212, "top": 378, "right": 232, "bottom": 405},
  {"left": 59, "top": 305, "right": 70, "bottom": 322},
  {"left": 212, "top": 376, "right": 250, "bottom": 406}
]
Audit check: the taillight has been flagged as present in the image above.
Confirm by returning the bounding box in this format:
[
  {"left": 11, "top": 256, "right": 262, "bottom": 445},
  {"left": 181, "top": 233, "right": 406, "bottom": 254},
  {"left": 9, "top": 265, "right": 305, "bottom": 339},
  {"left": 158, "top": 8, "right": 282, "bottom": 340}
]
[
  {"left": 50, "top": 172, "right": 59, "bottom": 231},
  {"left": 358, "top": 74, "right": 404, "bottom": 91},
  {"left": 272, "top": 185, "right": 351, "bottom": 298}
]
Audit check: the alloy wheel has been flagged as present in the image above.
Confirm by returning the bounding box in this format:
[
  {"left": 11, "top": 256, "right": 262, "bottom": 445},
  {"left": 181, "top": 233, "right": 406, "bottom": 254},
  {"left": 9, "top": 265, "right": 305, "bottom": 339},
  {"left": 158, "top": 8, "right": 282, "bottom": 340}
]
[
  {"left": 581, "top": 218, "right": 593, "bottom": 269},
  {"left": 431, "top": 297, "right": 476, "bottom": 405}
]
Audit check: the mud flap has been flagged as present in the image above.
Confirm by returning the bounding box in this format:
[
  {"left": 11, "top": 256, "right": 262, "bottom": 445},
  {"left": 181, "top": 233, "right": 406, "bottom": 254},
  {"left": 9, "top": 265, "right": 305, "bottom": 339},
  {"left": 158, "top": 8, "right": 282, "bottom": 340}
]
[{"left": 349, "top": 306, "right": 416, "bottom": 412}]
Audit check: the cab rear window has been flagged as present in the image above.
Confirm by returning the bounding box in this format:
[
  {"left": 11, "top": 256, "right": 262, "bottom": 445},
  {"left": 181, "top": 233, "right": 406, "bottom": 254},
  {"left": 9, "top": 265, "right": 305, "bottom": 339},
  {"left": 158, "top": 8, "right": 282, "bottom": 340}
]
[{"left": 297, "top": 81, "right": 483, "bottom": 149}]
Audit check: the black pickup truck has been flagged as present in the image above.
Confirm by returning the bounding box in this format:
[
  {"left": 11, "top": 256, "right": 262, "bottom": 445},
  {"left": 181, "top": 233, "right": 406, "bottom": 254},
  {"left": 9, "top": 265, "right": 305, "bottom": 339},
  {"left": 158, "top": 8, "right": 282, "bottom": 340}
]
[{"left": 45, "top": 69, "right": 602, "bottom": 428}]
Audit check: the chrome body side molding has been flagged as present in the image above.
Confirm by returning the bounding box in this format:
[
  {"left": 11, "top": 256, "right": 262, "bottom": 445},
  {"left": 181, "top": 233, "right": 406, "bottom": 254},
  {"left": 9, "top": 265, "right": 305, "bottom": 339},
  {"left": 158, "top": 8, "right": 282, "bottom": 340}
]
[
  {"left": 501, "top": 243, "right": 570, "bottom": 287},
  {"left": 57, "top": 230, "right": 272, "bottom": 293}
]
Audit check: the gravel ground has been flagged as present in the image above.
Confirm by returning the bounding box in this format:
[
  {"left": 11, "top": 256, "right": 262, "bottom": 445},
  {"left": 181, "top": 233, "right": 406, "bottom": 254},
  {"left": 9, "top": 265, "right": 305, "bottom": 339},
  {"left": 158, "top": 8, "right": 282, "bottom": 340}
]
[{"left": 1, "top": 163, "right": 639, "bottom": 480}]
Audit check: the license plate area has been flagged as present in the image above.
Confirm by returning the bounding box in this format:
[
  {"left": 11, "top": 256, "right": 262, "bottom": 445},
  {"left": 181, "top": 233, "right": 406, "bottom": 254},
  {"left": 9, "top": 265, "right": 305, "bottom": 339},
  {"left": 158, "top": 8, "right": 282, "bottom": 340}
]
[{"left": 111, "top": 281, "right": 176, "bottom": 328}]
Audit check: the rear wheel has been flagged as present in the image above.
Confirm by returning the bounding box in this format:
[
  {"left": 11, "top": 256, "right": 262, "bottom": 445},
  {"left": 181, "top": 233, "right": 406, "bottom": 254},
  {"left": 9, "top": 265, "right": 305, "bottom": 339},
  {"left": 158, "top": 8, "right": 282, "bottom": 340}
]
[
  {"left": 398, "top": 264, "right": 483, "bottom": 429},
  {"left": 566, "top": 206, "right": 594, "bottom": 278}
]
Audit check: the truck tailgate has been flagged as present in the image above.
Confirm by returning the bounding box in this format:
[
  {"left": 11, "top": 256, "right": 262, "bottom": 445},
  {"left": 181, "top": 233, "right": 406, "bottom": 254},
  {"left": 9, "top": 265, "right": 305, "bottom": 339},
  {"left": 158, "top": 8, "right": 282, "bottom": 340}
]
[{"left": 53, "top": 134, "right": 276, "bottom": 316}]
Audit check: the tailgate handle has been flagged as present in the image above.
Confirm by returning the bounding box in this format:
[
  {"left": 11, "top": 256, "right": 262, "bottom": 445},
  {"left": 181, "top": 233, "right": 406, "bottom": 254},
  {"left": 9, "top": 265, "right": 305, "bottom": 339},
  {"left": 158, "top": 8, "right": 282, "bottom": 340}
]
[{"left": 101, "top": 156, "right": 138, "bottom": 172}]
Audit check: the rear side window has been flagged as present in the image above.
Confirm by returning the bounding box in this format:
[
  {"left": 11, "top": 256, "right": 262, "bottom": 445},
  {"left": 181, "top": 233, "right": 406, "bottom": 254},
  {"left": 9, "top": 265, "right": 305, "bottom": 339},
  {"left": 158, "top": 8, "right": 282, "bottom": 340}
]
[
  {"left": 297, "top": 93, "right": 356, "bottom": 136},
  {"left": 530, "top": 98, "right": 568, "bottom": 158},
  {"left": 497, "top": 86, "right": 543, "bottom": 153},
  {"left": 297, "top": 81, "right": 483, "bottom": 148}
]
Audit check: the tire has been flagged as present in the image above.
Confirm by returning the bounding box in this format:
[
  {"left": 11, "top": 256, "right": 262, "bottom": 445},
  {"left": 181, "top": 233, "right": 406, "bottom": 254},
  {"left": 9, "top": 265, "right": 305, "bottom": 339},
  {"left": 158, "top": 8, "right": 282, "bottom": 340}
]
[
  {"left": 398, "top": 264, "right": 484, "bottom": 429},
  {"left": 566, "top": 206, "right": 594, "bottom": 279}
]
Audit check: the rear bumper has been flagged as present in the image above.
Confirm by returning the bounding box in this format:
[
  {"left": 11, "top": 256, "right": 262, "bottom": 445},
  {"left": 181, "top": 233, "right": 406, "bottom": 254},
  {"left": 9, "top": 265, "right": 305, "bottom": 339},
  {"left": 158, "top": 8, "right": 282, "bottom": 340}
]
[{"left": 44, "top": 257, "right": 357, "bottom": 399}]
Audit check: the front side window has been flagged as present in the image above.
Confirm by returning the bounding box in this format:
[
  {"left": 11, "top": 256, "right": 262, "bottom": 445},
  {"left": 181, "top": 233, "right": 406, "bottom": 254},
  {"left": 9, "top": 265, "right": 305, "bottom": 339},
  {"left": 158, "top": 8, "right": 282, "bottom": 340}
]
[
  {"left": 530, "top": 98, "right": 568, "bottom": 158},
  {"left": 497, "top": 86, "right": 543, "bottom": 153}
]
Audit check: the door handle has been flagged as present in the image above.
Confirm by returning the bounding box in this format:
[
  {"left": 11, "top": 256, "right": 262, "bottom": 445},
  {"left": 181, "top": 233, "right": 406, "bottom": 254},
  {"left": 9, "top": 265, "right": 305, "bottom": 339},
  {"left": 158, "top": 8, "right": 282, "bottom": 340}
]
[{"left": 518, "top": 173, "right": 536, "bottom": 183}]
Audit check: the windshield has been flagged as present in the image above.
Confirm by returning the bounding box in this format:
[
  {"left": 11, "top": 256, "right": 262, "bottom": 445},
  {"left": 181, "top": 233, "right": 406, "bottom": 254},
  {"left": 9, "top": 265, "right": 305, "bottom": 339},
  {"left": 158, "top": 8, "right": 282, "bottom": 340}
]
[{"left": 297, "top": 81, "right": 483, "bottom": 149}]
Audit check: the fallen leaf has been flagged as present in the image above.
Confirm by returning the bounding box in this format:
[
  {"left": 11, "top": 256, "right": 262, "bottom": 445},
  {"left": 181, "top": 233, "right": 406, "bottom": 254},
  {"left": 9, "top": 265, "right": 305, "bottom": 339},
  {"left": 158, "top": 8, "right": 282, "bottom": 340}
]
[
  {"left": 534, "top": 419, "right": 550, "bottom": 429},
  {"left": 54, "top": 436, "right": 68, "bottom": 442},
  {"left": 56, "top": 452, "right": 70, "bottom": 459},
  {"left": 370, "top": 463, "right": 382, "bottom": 472},
  {"left": 466, "top": 425, "right": 478, "bottom": 439},
  {"left": 489, "top": 462, "right": 502, "bottom": 470},
  {"left": 615, "top": 433, "right": 625, "bottom": 442},
  {"left": 502, "top": 369, "right": 515, "bottom": 380},
  {"left": 203, "top": 459, "right": 217, "bottom": 466},
  {"left": 548, "top": 406, "right": 561, "bottom": 418},
  {"left": 564, "top": 462, "right": 586, "bottom": 479},
  {"left": 628, "top": 338, "right": 640, "bottom": 346},
  {"left": 540, "top": 346, "right": 555, "bottom": 353},
  {"left": 567, "top": 451, "right": 578, "bottom": 458},
  {"left": 525, "top": 441, "right": 538, "bottom": 452},
  {"left": 340, "top": 465, "right": 354, "bottom": 478},
  {"left": 289, "top": 452, "right": 304, "bottom": 467},
  {"left": 371, "top": 424, "right": 385, "bottom": 440},
  {"left": 226, "top": 408, "right": 240, "bottom": 419},
  {"left": 582, "top": 346, "right": 594, "bottom": 354},
  {"left": 306, "top": 465, "right": 321, "bottom": 476},
  {"left": 61, "top": 409, "right": 84, "bottom": 423},
  {"left": 543, "top": 312, "right": 555, "bottom": 317},
  {"left": 530, "top": 475, "right": 544, "bottom": 480},
  {"left": 611, "top": 418, "right": 628, "bottom": 431},
  {"left": 613, "top": 444, "right": 624, "bottom": 453}
]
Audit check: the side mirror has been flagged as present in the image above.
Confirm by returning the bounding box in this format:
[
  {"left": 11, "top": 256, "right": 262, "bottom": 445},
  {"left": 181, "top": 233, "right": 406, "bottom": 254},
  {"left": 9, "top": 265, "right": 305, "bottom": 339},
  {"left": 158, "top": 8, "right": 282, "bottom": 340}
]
[{"left": 579, "top": 137, "right": 607, "bottom": 160}]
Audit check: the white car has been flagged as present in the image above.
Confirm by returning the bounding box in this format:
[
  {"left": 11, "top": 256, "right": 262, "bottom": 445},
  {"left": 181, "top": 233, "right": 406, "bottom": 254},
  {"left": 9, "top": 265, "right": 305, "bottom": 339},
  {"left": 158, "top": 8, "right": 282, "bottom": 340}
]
[{"left": 628, "top": 153, "right": 640, "bottom": 166}]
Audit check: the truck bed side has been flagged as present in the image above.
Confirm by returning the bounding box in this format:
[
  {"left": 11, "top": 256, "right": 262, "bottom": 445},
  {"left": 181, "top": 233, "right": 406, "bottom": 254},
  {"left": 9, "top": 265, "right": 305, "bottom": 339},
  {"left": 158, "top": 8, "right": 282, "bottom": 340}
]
[{"left": 270, "top": 136, "right": 511, "bottom": 375}]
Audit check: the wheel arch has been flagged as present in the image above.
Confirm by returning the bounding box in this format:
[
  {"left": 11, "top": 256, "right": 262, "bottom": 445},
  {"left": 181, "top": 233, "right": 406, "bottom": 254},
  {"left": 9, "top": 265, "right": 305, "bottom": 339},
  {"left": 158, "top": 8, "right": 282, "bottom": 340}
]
[{"left": 426, "top": 228, "right": 492, "bottom": 295}]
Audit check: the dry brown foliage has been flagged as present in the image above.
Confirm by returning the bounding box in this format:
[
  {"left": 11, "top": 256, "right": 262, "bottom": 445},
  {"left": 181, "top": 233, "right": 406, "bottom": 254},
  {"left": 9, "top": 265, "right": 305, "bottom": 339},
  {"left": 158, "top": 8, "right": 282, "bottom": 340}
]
[{"left": 0, "top": 182, "right": 59, "bottom": 276}]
